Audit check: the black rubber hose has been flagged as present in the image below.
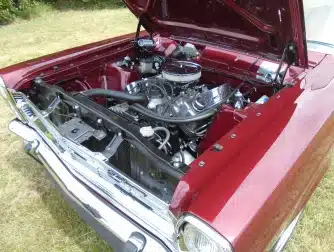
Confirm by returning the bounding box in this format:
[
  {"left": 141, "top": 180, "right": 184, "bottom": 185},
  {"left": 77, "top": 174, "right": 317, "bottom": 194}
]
[
  {"left": 125, "top": 138, "right": 184, "bottom": 180},
  {"left": 129, "top": 103, "right": 216, "bottom": 123},
  {"left": 81, "top": 89, "right": 148, "bottom": 105}
]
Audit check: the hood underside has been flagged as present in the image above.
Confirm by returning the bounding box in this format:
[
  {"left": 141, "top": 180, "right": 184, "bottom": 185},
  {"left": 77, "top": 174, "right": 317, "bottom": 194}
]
[{"left": 123, "top": 0, "right": 308, "bottom": 67}]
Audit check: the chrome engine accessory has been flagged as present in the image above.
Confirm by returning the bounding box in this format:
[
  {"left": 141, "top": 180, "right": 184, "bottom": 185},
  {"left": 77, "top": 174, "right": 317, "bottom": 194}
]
[
  {"left": 233, "top": 90, "right": 245, "bottom": 109},
  {"left": 137, "top": 38, "right": 155, "bottom": 49},
  {"left": 147, "top": 96, "right": 167, "bottom": 111},
  {"left": 125, "top": 81, "right": 141, "bottom": 94},
  {"left": 121, "top": 59, "right": 235, "bottom": 171},
  {"left": 124, "top": 64, "right": 234, "bottom": 138},
  {"left": 25, "top": 50, "right": 260, "bottom": 205},
  {"left": 171, "top": 43, "right": 199, "bottom": 59},
  {"left": 183, "top": 43, "right": 198, "bottom": 58},
  {"left": 172, "top": 84, "right": 233, "bottom": 117},
  {"left": 256, "top": 61, "right": 286, "bottom": 84},
  {"left": 28, "top": 55, "right": 255, "bottom": 204},
  {"left": 138, "top": 58, "right": 156, "bottom": 74},
  {"left": 161, "top": 60, "right": 201, "bottom": 83},
  {"left": 172, "top": 150, "right": 195, "bottom": 168}
]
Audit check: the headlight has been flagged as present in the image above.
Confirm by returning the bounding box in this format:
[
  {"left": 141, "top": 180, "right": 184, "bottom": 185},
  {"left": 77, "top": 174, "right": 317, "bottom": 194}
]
[{"left": 176, "top": 214, "right": 233, "bottom": 252}]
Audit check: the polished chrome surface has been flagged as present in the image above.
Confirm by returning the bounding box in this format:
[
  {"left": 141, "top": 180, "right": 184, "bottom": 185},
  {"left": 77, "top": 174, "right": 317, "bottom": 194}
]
[
  {"left": 173, "top": 85, "right": 232, "bottom": 117},
  {"left": 139, "top": 58, "right": 156, "bottom": 74},
  {"left": 9, "top": 119, "right": 172, "bottom": 252},
  {"left": 162, "top": 61, "right": 201, "bottom": 83},
  {"left": 126, "top": 232, "right": 147, "bottom": 252},
  {"left": 193, "top": 85, "right": 231, "bottom": 112},
  {"left": 0, "top": 76, "right": 8, "bottom": 97},
  {"left": 233, "top": 90, "right": 245, "bottom": 110},
  {"left": 175, "top": 214, "right": 234, "bottom": 252},
  {"left": 256, "top": 62, "right": 287, "bottom": 84},
  {"left": 0, "top": 77, "right": 25, "bottom": 121},
  {"left": 172, "top": 150, "right": 195, "bottom": 168},
  {"left": 147, "top": 97, "right": 167, "bottom": 111},
  {"left": 172, "top": 89, "right": 199, "bottom": 117},
  {"left": 24, "top": 139, "right": 40, "bottom": 155},
  {"left": 256, "top": 61, "right": 279, "bottom": 83},
  {"left": 5, "top": 87, "right": 178, "bottom": 251},
  {"left": 270, "top": 210, "right": 304, "bottom": 252},
  {"left": 126, "top": 81, "right": 141, "bottom": 94}
]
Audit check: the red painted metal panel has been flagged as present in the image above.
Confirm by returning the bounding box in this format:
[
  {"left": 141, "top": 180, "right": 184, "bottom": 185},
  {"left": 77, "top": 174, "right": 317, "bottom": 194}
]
[{"left": 170, "top": 55, "right": 334, "bottom": 250}]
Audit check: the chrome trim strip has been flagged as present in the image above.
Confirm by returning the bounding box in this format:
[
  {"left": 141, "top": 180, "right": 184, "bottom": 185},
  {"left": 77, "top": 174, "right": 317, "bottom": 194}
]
[
  {"left": 9, "top": 119, "right": 171, "bottom": 252},
  {"left": 5, "top": 89, "right": 177, "bottom": 251},
  {"left": 270, "top": 210, "right": 304, "bottom": 252},
  {"left": 0, "top": 77, "right": 26, "bottom": 121}
]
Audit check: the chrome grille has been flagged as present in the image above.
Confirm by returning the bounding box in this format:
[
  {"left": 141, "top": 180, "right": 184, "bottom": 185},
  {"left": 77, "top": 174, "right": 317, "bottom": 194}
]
[
  {"left": 12, "top": 93, "right": 24, "bottom": 103},
  {"left": 21, "top": 105, "right": 35, "bottom": 118}
]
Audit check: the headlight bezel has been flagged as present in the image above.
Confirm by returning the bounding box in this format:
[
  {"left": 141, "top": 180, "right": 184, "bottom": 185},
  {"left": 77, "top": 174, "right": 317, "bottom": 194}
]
[{"left": 176, "top": 213, "right": 234, "bottom": 252}]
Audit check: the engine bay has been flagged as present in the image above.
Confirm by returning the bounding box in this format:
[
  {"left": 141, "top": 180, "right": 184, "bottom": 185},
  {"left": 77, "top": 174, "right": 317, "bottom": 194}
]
[{"left": 25, "top": 36, "right": 286, "bottom": 202}]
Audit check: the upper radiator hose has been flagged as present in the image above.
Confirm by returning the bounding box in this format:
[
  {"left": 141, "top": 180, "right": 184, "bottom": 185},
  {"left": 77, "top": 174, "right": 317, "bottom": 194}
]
[{"left": 81, "top": 89, "right": 148, "bottom": 105}]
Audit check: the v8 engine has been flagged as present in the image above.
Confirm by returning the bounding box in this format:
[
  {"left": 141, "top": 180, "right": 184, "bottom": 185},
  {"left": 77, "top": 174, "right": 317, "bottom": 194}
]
[
  {"left": 27, "top": 40, "right": 269, "bottom": 202},
  {"left": 109, "top": 59, "right": 237, "bottom": 167}
]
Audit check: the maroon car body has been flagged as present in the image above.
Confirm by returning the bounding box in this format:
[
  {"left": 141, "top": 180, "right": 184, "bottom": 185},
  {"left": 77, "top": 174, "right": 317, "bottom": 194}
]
[{"left": 1, "top": 0, "right": 334, "bottom": 252}]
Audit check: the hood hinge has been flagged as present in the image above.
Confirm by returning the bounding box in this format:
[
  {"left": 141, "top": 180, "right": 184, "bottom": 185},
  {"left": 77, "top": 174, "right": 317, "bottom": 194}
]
[
  {"left": 272, "top": 42, "right": 296, "bottom": 86},
  {"left": 285, "top": 42, "right": 297, "bottom": 66}
]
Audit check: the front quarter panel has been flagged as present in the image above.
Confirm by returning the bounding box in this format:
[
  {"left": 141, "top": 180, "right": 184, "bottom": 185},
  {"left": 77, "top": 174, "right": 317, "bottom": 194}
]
[{"left": 171, "top": 55, "right": 334, "bottom": 251}]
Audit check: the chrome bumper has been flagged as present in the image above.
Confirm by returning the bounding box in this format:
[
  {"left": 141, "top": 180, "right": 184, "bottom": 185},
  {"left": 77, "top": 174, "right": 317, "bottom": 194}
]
[{"left": 9, "top": 119, "right": 172, "bottom": 252}]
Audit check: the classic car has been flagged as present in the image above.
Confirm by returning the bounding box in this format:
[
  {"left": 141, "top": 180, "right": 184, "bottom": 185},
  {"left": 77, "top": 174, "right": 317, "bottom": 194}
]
[{"left": 1, "top": 0, "right": 334, "bottom": 251}]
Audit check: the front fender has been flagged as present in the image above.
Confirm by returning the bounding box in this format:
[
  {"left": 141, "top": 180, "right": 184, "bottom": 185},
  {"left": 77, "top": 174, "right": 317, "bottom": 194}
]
[{"left": 171, "top": 55, "right": 334, "bottom": 251}]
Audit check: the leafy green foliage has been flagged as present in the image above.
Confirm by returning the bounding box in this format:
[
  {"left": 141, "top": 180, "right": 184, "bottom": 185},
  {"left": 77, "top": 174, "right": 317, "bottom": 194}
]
[
  {"left": 52, "top": 0, "right": 124, "bottom": 10},
  {"left": 0, "top": 0, "right": 124, "bottom": 25},
  {"left": 0, "top": 0, "right": 37, "bottom": 24},
  {"left": 0, "top": 9, "right": 14, "bottom": 25},
  {"left": 0, "top": 0, "right": 15, "bottom": 24}
]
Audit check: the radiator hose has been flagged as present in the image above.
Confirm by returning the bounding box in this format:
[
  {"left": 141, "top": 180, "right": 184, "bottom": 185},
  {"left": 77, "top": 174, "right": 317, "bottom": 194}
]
[{"left": 81, "top": 89, "right": 148, "bottom": 105}]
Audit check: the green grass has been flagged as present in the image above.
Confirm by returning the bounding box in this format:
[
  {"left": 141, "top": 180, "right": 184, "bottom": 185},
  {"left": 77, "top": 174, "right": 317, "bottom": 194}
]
[
  {"left": 0, "top": 8, "right": 137, "bottom": 252},
  {"left": 13, "top": 2, "right": 54, "bottom": 21},
  {"left": 0, "top": 8, "right": 334, "bottom": 252},
  {"left": 0, "top": 0, "right": 125, "bottom": 25}
]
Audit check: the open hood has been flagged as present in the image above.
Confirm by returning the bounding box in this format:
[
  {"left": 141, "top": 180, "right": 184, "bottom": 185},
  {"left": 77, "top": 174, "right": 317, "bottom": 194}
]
[{"left": 123, "top": 0, "right": 308, "bottom": 67}]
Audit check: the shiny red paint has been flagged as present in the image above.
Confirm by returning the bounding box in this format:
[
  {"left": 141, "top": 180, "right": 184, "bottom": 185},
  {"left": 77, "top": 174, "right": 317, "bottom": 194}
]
[
  {"left": 307, "top": 51, "right": 327, "bottom": 68},
  {"left": 0, "top": 31, "right": 148, "bottom": 90},
  {"left": 198, "top": 105, "right": 252, "bottom": 153},
  {"left": 123, "top": 0, "right": 308, "bottom": 67},
  {"left": 170, "top": 55, "right": 334, "bottom": 251},
  {"left": 197, "top": 46, "right": 306, "bottom": 84},
  {"left": 105, "top": 63, "right": 140, "bottom": 91},
  {"left": 1, "top": 30, "right": 333, "bottom": 252}
]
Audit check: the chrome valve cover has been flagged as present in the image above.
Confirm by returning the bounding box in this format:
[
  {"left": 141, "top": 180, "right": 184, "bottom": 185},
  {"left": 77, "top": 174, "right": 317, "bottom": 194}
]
[{"left": 172, "top": 84, "right": 232, "bottom": 117}]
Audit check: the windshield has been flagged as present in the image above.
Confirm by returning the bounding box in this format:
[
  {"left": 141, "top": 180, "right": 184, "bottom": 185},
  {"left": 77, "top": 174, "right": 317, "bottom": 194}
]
[{"left": 304, "top": 0, "right": 334, "bottom": 54}]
